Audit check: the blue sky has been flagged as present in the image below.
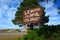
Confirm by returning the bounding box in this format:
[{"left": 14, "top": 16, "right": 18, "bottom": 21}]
[
  {"left": 0, "top": 0, "right": 60, "bottom": 30},
  {"left": 39, "top": 0, "right": 60, "bottom": 25}
]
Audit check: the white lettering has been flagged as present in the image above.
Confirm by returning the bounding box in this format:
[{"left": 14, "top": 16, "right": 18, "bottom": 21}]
[
  {"left": 24, "top": 19, "right": 29, "bottom": 22},
  {"left": 30, "top": 18, "right": 33, "bottom": 21},
  {"left": 25, "top": 15, "right": 29, "bottom": 18},
  {"left": 34, "top": 12, "right": 39, "bottom": 16}
]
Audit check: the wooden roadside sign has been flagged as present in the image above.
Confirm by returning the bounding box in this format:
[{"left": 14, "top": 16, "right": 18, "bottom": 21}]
[
  {"left": 23, "top": 7, "right": 42, "bottom": 24},
  {"left": 23, "top": 7, "right": 43, "bottom": 34}
]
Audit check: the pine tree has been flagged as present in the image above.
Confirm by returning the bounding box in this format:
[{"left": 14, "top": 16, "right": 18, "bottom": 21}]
[{"left": 12, "top": 0, "right": 49, "bottom": 29}]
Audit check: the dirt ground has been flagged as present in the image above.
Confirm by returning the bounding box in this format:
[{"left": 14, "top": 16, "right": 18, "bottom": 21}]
[
  {"left": 0, "top": 35, "right": 23, "bottom": 40},
  {"left": 0, "top": 32, "right": 24, "bottom": 40}
]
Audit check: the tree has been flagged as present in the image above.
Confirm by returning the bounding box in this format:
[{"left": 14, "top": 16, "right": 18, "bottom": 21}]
[
  {"left": 38, "top": 25, "right": 60, "bottom": 40},
  {"left": 12, "top": 0, "right": 49, "bottom": 29},
  {"left": 12, "top": 0, "right": 40, "bottom": 25},
  {"left": 39, "top": 0, "right": 57, "bottom": 4},
  {"left": 58, "top": 7, "right": 60, "bottom": 14},
  {"left": 38, "top": 7, "right": 49, "bottom": 28}
]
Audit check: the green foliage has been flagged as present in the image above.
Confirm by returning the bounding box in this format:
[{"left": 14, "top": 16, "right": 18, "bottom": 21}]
[
  {"left": 23, "top": 30, "right": 38, "bottom": 40},
  {"left": 17, "top": 25, "right": 60, "bottom": 40},
  {"left": 12, "top": 0, "right": 49, "bottom": 30},
  {"left": 23, "top": 29, "right": 46, "bottom": 40},
  {"left": 17, "top": 38, "right": 24, "bottom": 40},
  {"left": 12, "top": 0, "right": 40, "bottom": 25},
  {"left": 38, "top": 25, "right": 60, "bottom": 40}
]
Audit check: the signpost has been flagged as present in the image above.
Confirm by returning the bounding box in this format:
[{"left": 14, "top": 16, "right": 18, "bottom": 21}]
[{"left": 23, "top": 7, "right": 42, "bottom": 34}]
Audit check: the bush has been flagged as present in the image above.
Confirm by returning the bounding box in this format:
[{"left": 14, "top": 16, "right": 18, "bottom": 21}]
[
  {"left": 23, "top": 29, "right": 46, "bottom": 40},
  {"left": 23, "top": 29, "right": 38, "bottom": 40},
  {"left": 17, "top": 25, "right": 60, "bottom": 40}
]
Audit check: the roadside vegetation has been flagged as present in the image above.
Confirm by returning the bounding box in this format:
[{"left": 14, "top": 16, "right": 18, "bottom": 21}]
[
  {"left": 0, "top": 25, "right": 60, "bottom": 40},
  {"left": 11, "top": 0, "right": 60, "bottom": 40},
  {"left": 17, "top": 25, "right": 60, "bottom": 40}
]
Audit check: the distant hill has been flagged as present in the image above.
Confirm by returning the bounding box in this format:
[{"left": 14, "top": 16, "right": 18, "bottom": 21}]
[{"left": 0, "top": 29, "right": 21, "bottom": 33}]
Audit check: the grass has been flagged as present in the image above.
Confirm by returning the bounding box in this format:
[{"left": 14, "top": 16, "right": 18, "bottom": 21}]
[
  {"left": 0, "top": 30, "right": 8, "bottom": 33},
  {"left": 0, "top": 29, "right": 25, "bottom": 40},
  {"left": 0, "top": 34, "right": 24, "bottom": 40}
]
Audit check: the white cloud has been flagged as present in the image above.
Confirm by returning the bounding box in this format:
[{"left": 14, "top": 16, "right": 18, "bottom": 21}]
[
  {"left": 6, "top": 7, "right": 17, "bottom": 20},
  {"left": 0, "top": 3, "right": 9, "bottom": 18},
  {"left": 0, "top": 24, "right": 19, "bottom": 30},
  {"left": 0, "top": 0, "right": 23, "bottom": 8},
  {"left": 40, "top": 1, "right": 54, "bottom": 8},
  {"left": 40, "top": 0, "right": 60, "bottom": 25},
  {"left": 45, "top": 2, "right": 54, "bottom": 9},
  {"left": 0, "top": 4, "right": 9, "bottom": 11},
  {"left": 0, "top": 0, "right": 23, "bottom": 29}
]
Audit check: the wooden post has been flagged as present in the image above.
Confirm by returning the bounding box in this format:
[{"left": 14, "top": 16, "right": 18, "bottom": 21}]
[
  {"left": 38, "top": 22, "right": 40, "bottom": 30},
  {"left": 25, "top": 24, "right": 28, "bottom": 35}
]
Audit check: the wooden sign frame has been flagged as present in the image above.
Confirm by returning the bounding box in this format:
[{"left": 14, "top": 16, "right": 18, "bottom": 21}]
[{"left": 23, "top": 7, "right": 42, "bottom": 24}]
